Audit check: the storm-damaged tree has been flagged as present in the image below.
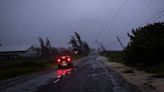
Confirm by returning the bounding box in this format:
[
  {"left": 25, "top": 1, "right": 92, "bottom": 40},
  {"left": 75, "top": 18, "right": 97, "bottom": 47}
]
[
  {"left": 74, "top": 32, "right": 83, "bottom": 49},
  {"left": 82, "top": 41, "right": 90, "bottom": 55},
  {"left": 69, "top": 36, "right": 81, "bottom": 52},
  {"left": 69, "top": 32, "right": 90, "bottom": 55},
  {"left": 35, "top": 37, "right": 56, "bottom": 58},
  {"left": 124, "top": 22, "right": 164, "bottom": 68}
]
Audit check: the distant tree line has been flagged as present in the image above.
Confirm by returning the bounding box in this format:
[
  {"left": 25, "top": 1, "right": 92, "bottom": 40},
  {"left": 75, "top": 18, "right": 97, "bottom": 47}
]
[
  {"left": 34, "top": 32, "right": 90, "bottom": 58},
  {"left": 34, "top": 37, "right": 57, "bottom": 58},
  {"left": 69, "top": 32, "right": 90, "bottom": 55},
  {"left": 123, "top": 22, "right": 164, "bottom": 68}
]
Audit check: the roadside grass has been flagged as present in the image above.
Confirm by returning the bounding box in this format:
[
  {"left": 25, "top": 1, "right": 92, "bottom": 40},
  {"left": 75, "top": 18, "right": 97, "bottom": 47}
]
[
  {"left": 0, "top": 58, "right": 56, "bottom": 81},
  {"left": 145, "top": 63, "right": 164, "bottom": 78},
  {"left": 100, "top": 51, "right": 123, "bottom": 63},
  {"left": 73, "top": 54, "right": 86, "bottom": 60},
  {"left": 100, "top": 51, "right": 164, "bottom": 76},
  {"left": 0, "top": 54, "right": 85, "bottom": 81},
  {"left": 144, "top": 63, "right": 164, "bottom": 73}
]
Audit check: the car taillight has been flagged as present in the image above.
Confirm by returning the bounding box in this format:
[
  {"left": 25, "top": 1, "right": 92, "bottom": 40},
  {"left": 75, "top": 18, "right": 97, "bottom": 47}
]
[
  {"left": 67, "top": 58, "right": 71, "bottom": 62},
  {"left": 57, "top": 59, "right": 61, "bottom": 63}
]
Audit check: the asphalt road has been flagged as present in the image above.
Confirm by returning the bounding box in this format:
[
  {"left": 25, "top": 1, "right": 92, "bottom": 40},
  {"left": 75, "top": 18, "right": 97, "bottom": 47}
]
[
  {"left": 37, "top": 55, "right": 141, "bottom": 92},
  {"left": 0, "top": 54, "right": 141, "bottom": 92}
]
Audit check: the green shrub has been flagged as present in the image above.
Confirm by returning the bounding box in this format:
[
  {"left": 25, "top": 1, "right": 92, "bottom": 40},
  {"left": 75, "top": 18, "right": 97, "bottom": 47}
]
[
  {"left": 124, "top": 22, "right": 164, "bottom": 68},
  {"left": 100, "top": 51, "right": 123, "bottom": 62}
]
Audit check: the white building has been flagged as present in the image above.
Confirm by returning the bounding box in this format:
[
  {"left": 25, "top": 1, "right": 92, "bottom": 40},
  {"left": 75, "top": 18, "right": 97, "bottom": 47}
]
[{"left": 0, "top": 45, "right": 37, "bottom": 59}]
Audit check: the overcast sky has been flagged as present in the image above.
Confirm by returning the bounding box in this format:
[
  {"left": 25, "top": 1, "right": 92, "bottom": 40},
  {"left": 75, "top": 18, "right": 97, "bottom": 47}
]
[{"left": 0, "top": 0, "right": 164, "bottom": 50}]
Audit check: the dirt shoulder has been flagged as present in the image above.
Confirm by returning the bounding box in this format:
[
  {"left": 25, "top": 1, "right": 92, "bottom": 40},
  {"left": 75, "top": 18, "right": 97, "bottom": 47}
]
[{"left": 105, "top": 61, "right": 164, "bottom": 92}]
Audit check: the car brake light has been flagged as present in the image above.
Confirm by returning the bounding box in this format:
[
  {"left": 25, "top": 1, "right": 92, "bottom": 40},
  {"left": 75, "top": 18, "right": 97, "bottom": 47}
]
[
  {"left": 67, "top": 58, "right": 71, "bottom": 62},
  {"left": 57, "top": 59, "right": 61, "bottom": 63},
  {"left": 62, "top": 56, "right": 65, "bottom": 59}
]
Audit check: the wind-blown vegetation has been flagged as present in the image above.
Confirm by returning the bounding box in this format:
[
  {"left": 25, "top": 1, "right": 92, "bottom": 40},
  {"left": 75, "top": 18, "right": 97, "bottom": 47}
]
[
  {"left": 0, "top": 34, "right": 89, "bottom": 80},
  {"left": 101, "top": 22, "right": 164, "bottom": 74},
  {"left": 124, "top": 22, "right": 164, "bottom": 69},
  {"left": 100, "top": 51, "right": 123, "bottom": 63},
  {"left": 34, "top": 37, "right": 57, "bottom": 58},
  {"left": 69, "top": 32, "right": 90, "bottom": 56}
]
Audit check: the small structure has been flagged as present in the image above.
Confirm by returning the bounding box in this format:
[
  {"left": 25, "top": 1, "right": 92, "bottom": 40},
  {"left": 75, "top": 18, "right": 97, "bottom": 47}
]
[{"left": 0, "top": 45, "right": 37, "bottom": 59}]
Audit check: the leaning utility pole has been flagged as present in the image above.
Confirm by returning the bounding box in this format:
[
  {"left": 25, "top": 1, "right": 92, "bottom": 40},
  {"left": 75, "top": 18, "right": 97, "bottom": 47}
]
[{"left": 117, "top": 36, "right": 125, "bottom": 49}]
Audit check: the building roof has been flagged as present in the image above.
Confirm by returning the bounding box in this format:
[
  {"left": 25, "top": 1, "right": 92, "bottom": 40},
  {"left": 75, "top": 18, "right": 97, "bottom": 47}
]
[{"left": 0, "top": 45, "right": 32, "bottom": 52}]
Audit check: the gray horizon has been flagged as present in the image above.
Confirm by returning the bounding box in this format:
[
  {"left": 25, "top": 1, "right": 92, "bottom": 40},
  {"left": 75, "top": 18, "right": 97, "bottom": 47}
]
[{"left": 0, "top": 0, "right": 164, "bottom": 50}]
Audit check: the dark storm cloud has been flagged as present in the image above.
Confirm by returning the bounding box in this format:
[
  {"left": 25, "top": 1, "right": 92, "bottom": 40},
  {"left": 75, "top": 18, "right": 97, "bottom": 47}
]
[{"left": 0, "top": 0, "right": 164, "bottom": 50}]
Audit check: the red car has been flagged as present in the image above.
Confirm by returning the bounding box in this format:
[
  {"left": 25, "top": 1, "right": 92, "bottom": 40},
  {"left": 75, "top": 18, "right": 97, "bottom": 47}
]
[
  {"left": 56, "top": 56, "right": 74, "bottom": 78},
  {"left": 56, "top": 56, "right": 73, "bottom": 68}
]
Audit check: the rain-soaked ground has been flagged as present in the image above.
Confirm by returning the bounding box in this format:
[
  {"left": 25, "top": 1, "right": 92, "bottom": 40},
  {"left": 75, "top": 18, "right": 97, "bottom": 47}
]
[{"left": 0, "top": 53, "right": 141, "bottom": 92}]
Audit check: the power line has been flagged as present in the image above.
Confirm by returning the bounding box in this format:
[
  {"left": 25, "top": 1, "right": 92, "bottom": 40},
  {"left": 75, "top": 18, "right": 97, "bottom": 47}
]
[
  {"left": 119, "top": 0, "right": 153, "bottom": 36},
  {"left": 103, "top": 0, "right": 127, "bottom": 30},
  {"left": 95, "top": 0, "right": 164, "bottom": 49},
  {"left": 96, "top": 0, "right": 151, "bottom": 48},
  {"left": 113, "top": 9, "right": 164, "bottom": 48},
  {"left": 95, "top": 0, "right": 121, "bottom": 36},
  {"left": 142, "top": 9, "right": 164, "bottom": 24},
  {"left": 95, "top": 0, "right": 127, "bottom": 41},
  {"left": 112, "top": 1, "right": 164, "bottom": 46},
  {"left": 95, "top": 0, "right": 121, "bottom": 41},
  {"left": 151, "top": 14, "right": 164, "bottom": 22}
]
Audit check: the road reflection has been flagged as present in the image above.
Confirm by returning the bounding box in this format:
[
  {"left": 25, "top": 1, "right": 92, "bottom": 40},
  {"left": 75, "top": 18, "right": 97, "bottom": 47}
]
[{"left": 56, "top": 68, "right": 73, "bottom": 78}]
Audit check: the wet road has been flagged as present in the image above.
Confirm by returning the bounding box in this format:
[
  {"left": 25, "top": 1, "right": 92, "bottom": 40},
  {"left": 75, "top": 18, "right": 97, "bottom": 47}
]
[
  {"left": 37, "top": 55, "right": 140, "bottom": 92},
  {"left": 0, "top": 54, "right": 141, "bottom": 92},
  {"left": 0, "top": 69, "right": 55, "bottom": 92}
]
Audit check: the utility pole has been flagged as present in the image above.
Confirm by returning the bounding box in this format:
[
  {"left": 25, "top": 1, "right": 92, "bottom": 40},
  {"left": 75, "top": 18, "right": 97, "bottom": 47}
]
[
  {"left": 95, "top": 40, "right": 106, "bottom": 51},
  {"left": 117, "top": 36, "right": 125, "bottom": 49}
]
